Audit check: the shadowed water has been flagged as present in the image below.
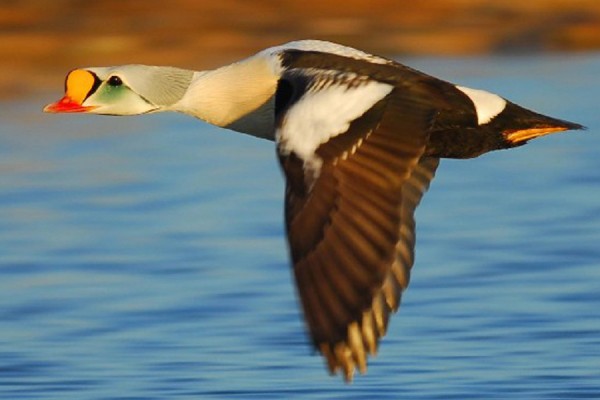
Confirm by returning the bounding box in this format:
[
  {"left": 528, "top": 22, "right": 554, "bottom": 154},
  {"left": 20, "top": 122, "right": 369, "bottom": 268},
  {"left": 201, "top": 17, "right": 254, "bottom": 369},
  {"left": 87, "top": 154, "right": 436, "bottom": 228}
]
[{"left": 1, "top": 54, "right": 599, "bottom": 399}]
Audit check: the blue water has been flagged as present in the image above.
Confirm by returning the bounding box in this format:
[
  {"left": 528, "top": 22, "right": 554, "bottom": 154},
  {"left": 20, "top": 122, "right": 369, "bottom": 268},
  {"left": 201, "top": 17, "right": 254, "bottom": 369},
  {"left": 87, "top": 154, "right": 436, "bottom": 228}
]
[{"left": 1, "top": 54, "right": 599, "bottom": 399}]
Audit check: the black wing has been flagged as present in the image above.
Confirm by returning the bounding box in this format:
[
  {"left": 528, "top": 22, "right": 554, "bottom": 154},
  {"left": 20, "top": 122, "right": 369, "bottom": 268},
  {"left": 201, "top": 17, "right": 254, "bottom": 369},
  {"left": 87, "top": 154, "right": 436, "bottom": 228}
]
[{"left": 277, "top": 61, "right": 442, "bottom": 379}]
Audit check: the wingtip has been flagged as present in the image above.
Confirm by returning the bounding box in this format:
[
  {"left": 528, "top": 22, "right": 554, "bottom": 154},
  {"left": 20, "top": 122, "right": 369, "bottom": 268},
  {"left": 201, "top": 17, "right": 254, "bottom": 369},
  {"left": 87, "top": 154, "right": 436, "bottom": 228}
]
[{"left": 317, "top": 308, "right": 391, "bottom": 382}]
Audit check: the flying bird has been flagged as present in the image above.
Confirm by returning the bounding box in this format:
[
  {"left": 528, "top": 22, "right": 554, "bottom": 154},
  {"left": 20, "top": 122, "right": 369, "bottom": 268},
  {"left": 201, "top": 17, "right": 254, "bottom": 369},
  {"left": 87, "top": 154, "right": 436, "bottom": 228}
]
[{"left": 44, "top": 40, "right": 583, "bottom": 381}]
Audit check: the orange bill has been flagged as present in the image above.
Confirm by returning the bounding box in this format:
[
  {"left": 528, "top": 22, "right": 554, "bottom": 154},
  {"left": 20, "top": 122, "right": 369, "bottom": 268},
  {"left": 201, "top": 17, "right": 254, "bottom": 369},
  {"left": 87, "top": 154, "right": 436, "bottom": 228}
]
[{"left": 44, "top": 69, "right": 98, "bottom": 113}]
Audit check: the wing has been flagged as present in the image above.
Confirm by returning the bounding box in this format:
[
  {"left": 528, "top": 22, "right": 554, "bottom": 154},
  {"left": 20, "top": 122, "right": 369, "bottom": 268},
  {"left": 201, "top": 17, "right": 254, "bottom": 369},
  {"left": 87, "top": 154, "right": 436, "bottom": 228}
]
[
  {"left": 276, "top": 64, "right": 441, "bottom": 380},
  {"left": 390, "top": 156, "right": 439, "bottom": 311}
]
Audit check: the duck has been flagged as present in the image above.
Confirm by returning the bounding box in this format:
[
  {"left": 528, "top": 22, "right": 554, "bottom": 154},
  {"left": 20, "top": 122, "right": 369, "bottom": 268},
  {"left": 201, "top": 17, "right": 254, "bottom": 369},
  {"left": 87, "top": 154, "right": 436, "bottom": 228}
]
[{"left": 44, "top": 39, "right": 583, "bottom": 381}]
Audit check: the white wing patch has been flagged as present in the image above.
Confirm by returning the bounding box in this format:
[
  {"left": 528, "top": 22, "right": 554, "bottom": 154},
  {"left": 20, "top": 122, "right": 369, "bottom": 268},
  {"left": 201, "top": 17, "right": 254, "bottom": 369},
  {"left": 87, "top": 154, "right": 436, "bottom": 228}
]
[
  {"left": 456, "top": 85, "right": 507, "bottom": 125},
  {"left": 277, "top": 81, "right": 393, "bottom": 166}
]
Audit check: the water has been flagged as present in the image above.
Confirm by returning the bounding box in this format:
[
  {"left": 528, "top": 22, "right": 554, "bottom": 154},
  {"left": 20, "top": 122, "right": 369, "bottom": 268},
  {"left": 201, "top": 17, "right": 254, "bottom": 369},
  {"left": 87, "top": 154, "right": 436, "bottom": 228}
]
[{"left": 1, "top": 54, "right": 599, "bottom": 399}]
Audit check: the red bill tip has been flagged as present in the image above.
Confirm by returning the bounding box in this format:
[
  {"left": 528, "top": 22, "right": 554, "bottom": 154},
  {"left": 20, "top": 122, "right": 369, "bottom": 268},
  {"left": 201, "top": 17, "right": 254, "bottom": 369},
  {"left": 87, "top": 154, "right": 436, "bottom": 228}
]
[{"left": 43, "top": 96, "right": 96, "bottom": 113}]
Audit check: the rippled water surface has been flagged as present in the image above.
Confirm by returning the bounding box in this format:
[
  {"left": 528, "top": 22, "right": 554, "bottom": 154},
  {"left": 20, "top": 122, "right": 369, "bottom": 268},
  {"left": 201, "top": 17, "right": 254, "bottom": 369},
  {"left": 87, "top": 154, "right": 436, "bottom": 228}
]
[{"left": 1, "top": 55, "right": 599, "bottom": 399}]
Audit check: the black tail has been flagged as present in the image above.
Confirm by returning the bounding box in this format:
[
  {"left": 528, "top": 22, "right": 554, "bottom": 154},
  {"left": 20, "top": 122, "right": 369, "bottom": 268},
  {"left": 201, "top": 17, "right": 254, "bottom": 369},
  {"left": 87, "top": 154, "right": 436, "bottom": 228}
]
[{"left": 497, "top": 101, "right": 585, "bottom": 146}]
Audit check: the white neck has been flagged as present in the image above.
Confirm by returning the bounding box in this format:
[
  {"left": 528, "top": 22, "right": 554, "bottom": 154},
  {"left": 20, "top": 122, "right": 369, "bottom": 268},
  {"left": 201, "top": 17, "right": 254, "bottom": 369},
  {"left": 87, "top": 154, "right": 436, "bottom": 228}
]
[{"left": 172, "top": 55, "right": 280, "bottom": 140}]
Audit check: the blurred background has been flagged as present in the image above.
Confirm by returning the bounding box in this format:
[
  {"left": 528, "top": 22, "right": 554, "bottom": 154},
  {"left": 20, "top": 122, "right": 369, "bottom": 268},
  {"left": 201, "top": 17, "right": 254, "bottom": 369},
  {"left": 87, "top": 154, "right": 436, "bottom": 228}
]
[
  {"left": 2, "top": 0, "right": 600, "bottom": 98},
  {"left": 1, "top": 1, "right": 599, "bottom": 399}
]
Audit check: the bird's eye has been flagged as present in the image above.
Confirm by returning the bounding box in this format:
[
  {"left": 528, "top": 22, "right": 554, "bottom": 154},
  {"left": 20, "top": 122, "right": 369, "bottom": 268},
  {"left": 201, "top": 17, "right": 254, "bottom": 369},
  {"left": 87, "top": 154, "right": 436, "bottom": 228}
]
[{"left": 107, "top": 76, "right": 123, "bottom": 86}]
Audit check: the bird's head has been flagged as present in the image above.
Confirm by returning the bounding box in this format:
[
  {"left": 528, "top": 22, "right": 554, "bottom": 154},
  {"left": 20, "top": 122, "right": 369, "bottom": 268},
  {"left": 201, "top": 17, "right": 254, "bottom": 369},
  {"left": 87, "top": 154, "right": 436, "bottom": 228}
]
[
  {"left": 44, "top": 58, "right": 279, "bottom": 140},
  {"left": 44, "top": 65, "right": 194, "bottom": 115}
]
